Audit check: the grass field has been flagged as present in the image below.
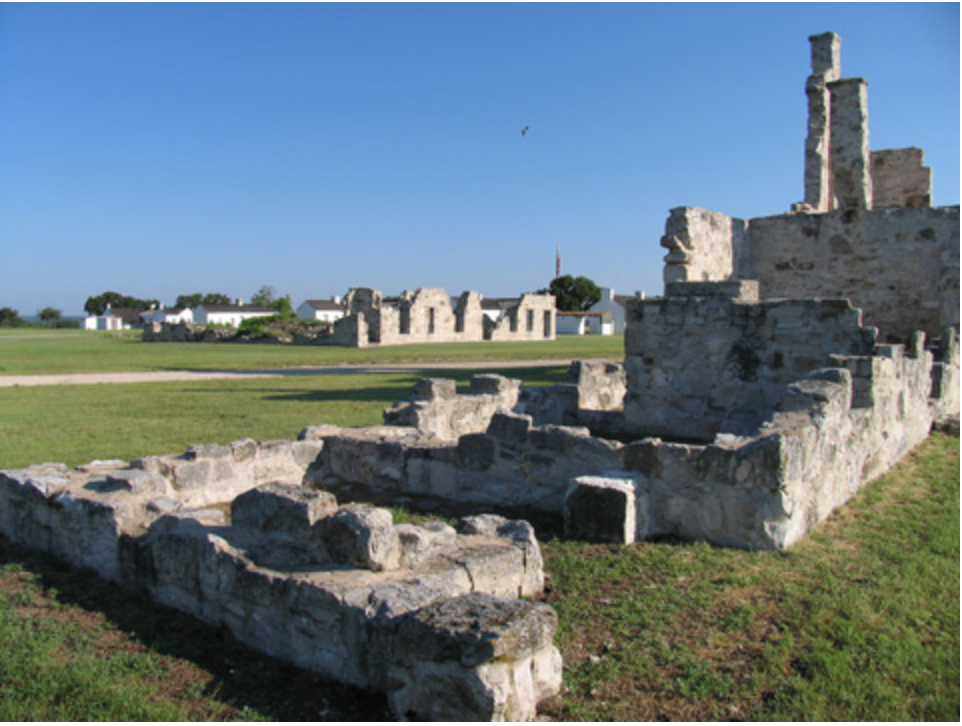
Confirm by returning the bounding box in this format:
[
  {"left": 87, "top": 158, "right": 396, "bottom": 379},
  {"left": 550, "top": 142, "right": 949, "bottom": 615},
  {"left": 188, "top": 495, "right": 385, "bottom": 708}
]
[
  {"left": 0, "top": 333, "right": 958, "bottom": 720},
  {"left": 0, "top": 328, "right": 624, "bottom": 375}
]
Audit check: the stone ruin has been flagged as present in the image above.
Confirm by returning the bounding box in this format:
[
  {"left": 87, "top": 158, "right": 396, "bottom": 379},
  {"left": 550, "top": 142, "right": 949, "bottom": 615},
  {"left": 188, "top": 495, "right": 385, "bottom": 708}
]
[
  {"left": 0, "top": 440, "right": 561, "bottom": 721},
  {"left": 1, "top": 32, "right": 959, "bottom": 721},
  {"left": 144, "top": 287, "right": 557, "bottom": 347}
]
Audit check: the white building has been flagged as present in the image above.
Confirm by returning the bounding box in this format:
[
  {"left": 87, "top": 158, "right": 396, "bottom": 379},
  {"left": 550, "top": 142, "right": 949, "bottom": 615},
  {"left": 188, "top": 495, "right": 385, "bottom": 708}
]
[
  {"left": 143, "top": 305, "right": 194, "bottom": 325},
  {"left": 556, "top": 311, "right": 614, "bottom": 335},
  {"left": 588, "top": 287, "right": 645, "bottom": 334},
  {"left": 194, "top": 302, "right": 274, "bottom": 327},
  {"left": 297, "top": 297, "right": 345, "bottom": 324},
  {"left": 83, "top": 306, "right": 145, "bottom": 331}
]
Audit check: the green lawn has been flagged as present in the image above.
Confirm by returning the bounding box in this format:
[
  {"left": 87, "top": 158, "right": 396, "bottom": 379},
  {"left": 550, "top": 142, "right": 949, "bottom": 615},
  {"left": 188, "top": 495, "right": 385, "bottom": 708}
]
[
  {"left": 0, "top": 333, "right": 958, "bottom": 720},
  {"left": 0, "top": 366, "right": 568, "bottom": 470},
  {"left": 0, "top": 328, "right": 624, "bottom": 375}
]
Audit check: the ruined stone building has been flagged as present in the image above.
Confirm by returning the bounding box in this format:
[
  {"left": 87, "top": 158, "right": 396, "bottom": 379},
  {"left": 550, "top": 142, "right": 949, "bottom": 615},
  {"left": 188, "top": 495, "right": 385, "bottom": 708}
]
[
  {"left": 340, "top": 287, "right": 556, "bottom": 346},
  {"left": 2, "top": 32, "right": 958, "bottom": 722},
  {"left": 145, "top": 287, "right": 557, "bottom": 347},
  {"left": 660, "top": 32, "right": 957, "bottom": 344}
]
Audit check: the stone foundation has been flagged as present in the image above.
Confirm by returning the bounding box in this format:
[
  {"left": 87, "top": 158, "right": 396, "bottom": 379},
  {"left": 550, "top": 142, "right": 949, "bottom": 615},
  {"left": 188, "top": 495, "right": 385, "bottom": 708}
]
[{"left": 0, "top": 447, "right": 562, "bottom": 721}]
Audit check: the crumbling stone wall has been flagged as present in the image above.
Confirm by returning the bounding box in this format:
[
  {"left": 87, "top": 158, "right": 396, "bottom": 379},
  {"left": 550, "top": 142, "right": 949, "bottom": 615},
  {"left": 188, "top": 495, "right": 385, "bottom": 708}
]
[
  {"left": 623, "top": 282, "right": 877, "bottom": 440},
  {"left": 305, "top": 416, "right": 624, "bottom": 513},
  {"left": 661, "top": 207, "right": 750, "bottom": 284},
  {"left": 0, "top": 446, "right": 562, "bottom": 720},
  {"left": 346, "top": 287, "right": 556, "bottom": 346},
  {"left": 383, "top": 362, "right": 626, "bottom": 442},
  {"left": 662, "top": 203, "right": 959, "bottom": 344},
  {"left": 302, "top": 304, "right": 957, "bottom": 551},
  {"left": 661, "top": 33, "right": 960, "bottom": 344},
  {"left": 486, "top": 293, "right": 556, "bottom": 342},
  {"left": 871, "top": 148, "right": 932, "bottom": 208},
  {"left": 145, "top": 287, "right": 556, "bottom": 347}
]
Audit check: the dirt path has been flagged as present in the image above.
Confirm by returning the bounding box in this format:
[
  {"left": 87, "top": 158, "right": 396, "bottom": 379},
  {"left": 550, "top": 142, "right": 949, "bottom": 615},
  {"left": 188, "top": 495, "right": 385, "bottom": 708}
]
[{"left": 0, "top": 360, "right": 569, "bottom": 387}]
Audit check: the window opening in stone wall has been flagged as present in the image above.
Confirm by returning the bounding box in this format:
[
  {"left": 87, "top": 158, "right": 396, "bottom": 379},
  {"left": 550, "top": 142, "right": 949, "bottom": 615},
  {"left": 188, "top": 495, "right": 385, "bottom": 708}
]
[
  {"left": 527, "top": 309, "right": 535, "bottom": 333},
  {"left": 544, "top": 311, "right": 552, "bottom": 338},
  {"left": 428, "top": 307, "right": 436, "bottom": 335},
  {"left": 400, "top": 307, "right": 411, "bottom": 335}
]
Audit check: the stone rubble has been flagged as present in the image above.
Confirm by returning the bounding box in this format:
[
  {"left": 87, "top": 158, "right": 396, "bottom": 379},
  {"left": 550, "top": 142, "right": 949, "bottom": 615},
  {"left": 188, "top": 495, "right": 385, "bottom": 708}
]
[{"left": 0, "top": 452, "right": 561, "bottom": 721}]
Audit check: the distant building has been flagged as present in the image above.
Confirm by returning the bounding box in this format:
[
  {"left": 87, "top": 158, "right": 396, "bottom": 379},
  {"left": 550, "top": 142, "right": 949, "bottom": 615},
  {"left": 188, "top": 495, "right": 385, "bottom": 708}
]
[
  {"left": 297, "top": 297, "right": 345, "bottom": 324},
  {"left": 83, "top": 305, "right": 146, "bottom": 331},
  {"left": 556, "top": 311, "right": 613, "bottom": 335},
  {"left": 588, "top": 287, "right": 645, "bottom": 334},
  {"left": 194, "top": 300, "right": 274, "bottom": 327},
  {"left": 143, "top": 305, "right": 194, "bottom": 325}
]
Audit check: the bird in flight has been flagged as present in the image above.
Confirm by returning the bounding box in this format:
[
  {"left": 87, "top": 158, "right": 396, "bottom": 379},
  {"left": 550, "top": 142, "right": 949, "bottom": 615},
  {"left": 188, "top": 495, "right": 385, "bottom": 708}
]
[{"left": 521, "top": 125, "right": 529, "bottom": 137}]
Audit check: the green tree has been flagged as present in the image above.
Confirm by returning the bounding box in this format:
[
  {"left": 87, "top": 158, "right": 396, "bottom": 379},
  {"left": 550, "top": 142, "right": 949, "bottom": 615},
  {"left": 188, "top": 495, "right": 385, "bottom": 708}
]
[
  {"left": 175, "top": 293, "right": 231, "bottom": 308},
  {"left": 37, "top": 307, "right": 62, "bottom": 327},
  {"left": 175, "top": 293, "right": 202, "bottom": 309},
  {"left": 84, "top": 291, "right": 159, "bottom": 316},
  {"left": 0, "top": 307, "right": 23, "bottom": 327},
  {"left": 251, "top": 285, "right": 276, "bottom": 308},
  {"left": 270, "top": 295, "right": 295, "bottom": 318},
  {"left": 542, "top": 275, "right": 601, "bottom": 312},
  {"left": 202, "top": 293, "right": 231, "bottom": 306}
]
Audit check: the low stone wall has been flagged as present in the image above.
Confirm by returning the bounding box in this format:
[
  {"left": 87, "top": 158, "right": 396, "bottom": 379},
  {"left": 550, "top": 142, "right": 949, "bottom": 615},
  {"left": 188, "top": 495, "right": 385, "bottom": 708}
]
[
  {"left": 306, "top": 415, "right": 623, "bottom": 513},
  {"left": 304, "top": 316, "right": 958, "bottom": 551},
  {"left": 0, "top": 444, "right": 562, "bottom": 720},
  {"left": 383, "top": 362, "right": 626, "bottom": 443}
]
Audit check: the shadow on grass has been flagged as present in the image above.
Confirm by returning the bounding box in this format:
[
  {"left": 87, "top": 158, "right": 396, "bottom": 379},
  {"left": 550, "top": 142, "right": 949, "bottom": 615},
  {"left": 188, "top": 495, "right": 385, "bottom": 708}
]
[
  {"left": 177, "top": 366, "right": 569, "bottom": 405},
  {"left": 0, "top": 535, "right": 392, "bottom": 721}
]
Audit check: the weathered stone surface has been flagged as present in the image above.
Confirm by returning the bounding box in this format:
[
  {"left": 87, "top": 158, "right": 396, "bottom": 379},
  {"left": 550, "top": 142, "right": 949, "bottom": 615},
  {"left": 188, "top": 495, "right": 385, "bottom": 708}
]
[
  {"left": 0, "top": 456, "right": 556, "bottom": 720},
  {"left": 458, "top": 515, "right": 545, "bottom": 597},
  {"left": 104, "top": 468, "right": 169, "bottom": 496},
  {"left": 803, "top": 32, "right": 841, "bottom": 212},
  {"left": 231, "top": 482, "right": 337, "bottom": 545},
  {"left": 397, "top": 521, "right": 457, "bottom": 569},
  {"left": 564, "top": 475, "right": 637, "bottom": 544},
  {"left": 323, "top": 505, "right": 401, "bottom": 572},
  {"left": 872, "top": 147, "right": 931, "bottom": 208},
  {"left": 387, "top": 592, "right": 562, "bottom": 721}
]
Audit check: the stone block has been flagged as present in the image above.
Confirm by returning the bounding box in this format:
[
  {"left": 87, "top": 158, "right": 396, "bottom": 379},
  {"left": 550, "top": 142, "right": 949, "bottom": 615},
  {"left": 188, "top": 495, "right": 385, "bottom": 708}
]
[
  {"left": 411, "top": 378, "right": 457, "bottom": 401},
  {"left": 323, "top": 505, "right": 401, "bottom": 572},
  {"left": 104, "top": 468, "right": 169, "bottom": 496},
  {"left": 458, "top": 515, "right": 545, "bottom": 596},
  {"left": 387, "top": 592, "right": 561, "bottom": 721},
  {"left": 470, "top": 374, "right": 520, "bottom": 396},
  {"left": 230, "top": 438, "right": 258, "bottom": 463},
  {"left": 231, "top": 483, "right": 337, "bottom": 546},
  {"left": 565, "top": 475, "right": 637, "bottom": 544},
  {"left": 397, "top": 521, "right": 457, "bottom": 569},
  {"left": 486, "top": 412, "right": 532, "bottom": 444},
  {"left": 185, "top": 443, "right": 231, "bottom": 461}
]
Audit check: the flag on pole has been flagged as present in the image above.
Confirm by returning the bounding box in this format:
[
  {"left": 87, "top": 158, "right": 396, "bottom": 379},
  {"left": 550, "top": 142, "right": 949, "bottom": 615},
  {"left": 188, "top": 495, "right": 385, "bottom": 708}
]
[{"left": 555, "top": 246, "right": 561, "bottom": 278}]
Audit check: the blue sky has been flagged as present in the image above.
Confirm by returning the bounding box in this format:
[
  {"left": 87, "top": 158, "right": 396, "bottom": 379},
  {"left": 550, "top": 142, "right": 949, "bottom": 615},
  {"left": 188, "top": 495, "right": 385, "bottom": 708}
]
[{"left": 1, "top": 3, "right": 958, "bottom": 316}]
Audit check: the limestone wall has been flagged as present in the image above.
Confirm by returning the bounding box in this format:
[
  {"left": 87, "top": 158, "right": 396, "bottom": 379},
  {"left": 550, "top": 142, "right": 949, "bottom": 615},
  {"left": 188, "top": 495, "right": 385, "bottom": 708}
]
[
  {"left": 145, "top": 287, "right": 556, "bottom": 347},
  {"left": 660, "top": 205, "right": 959, "bottom": 343},
  {"left": 660, "top": 207, "right": 750, "bottom": 284},
  {"left": 304, "top": 315, "right": 956, "bottom": 551},
  {"left": 871, "top": 148, "right": 932, "bottom": 208},
  {"left": 305, "top": 416, "right": 624, "bottom": 513},
  {"left": 623, "top": 283, "right": 876, "bottom": 440},
  {"left": 0, "top": 447, "right": 562, "bottom": 721},
  {"left": 383, "top": 363, "right": 626, "bottom": 443},
  {"left": 486, "top": 293, "right": 556, "bottom": 342},
  {"left": 747, "top": 206, "right": 959, "bottom": 342}
]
